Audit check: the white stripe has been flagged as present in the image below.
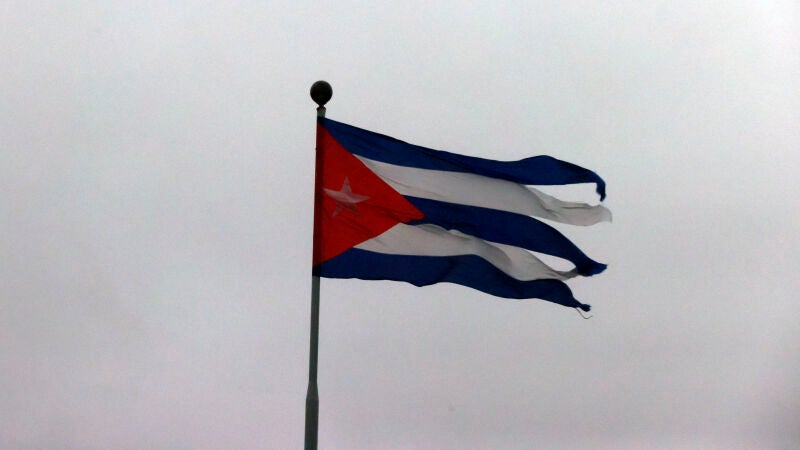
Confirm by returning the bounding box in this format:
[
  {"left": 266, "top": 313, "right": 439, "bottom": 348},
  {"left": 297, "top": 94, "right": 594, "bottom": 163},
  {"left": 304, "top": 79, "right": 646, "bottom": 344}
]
[
  {"left": 355, "top": 223, "right": 578, "bottom": 282},
  {"left": 356, "top": 156, "right": 611, "bottom": 226}
]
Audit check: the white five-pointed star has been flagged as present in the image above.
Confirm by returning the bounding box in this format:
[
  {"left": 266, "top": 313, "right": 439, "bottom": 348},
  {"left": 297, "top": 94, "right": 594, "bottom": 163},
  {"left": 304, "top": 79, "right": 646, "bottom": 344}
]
[{"left": 323, "top": 177, "right": 370, "bottom": 216}]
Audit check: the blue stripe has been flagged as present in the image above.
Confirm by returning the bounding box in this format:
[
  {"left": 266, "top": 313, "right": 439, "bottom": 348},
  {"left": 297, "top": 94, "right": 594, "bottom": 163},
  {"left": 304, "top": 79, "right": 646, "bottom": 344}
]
[
  {"left": 321, "top": 117, "right": 606, "bottom": 200},
  {"left": 314, "top": 248, "right": 590, "bottom": 310},
  {"left": 405, "top": 197, "right": 607, "bottom": 277}
]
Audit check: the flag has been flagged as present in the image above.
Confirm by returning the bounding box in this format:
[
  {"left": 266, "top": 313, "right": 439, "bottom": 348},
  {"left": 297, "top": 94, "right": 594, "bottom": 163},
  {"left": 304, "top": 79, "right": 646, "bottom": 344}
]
[{"left": 312, "top": 117, "right": 611, "bottom": 311}]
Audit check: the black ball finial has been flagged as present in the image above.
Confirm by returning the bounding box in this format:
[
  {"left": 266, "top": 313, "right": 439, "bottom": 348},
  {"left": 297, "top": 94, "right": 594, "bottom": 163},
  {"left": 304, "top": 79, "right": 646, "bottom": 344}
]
[{"left": 310, "top": 81, "right": 332, "bottom": 107}]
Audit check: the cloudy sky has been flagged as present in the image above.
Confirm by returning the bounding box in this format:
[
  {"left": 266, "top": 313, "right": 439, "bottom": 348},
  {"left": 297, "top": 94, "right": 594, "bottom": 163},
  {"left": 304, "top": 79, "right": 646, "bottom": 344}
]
[{"left": 3, "top": 1, "right": 799, "bottom": 448}]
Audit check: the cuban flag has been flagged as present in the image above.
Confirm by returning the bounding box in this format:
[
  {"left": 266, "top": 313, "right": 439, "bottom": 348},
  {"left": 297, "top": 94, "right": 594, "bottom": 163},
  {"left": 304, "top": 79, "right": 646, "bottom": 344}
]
[{"left": 312, "top": 118, "right": 611, "bottom": 311}]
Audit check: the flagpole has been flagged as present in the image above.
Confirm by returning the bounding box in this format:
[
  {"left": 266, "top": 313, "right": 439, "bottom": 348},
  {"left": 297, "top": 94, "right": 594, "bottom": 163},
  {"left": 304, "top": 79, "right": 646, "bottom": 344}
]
[{"left": 305, "top": 80, "right": 332, "bottom": 450}]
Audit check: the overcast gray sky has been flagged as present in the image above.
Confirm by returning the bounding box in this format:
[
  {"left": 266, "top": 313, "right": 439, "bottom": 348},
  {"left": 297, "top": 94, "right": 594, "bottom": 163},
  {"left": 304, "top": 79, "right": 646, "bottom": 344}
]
[{"left": 2, "top": 1, "right": 799, "bottom": 449}]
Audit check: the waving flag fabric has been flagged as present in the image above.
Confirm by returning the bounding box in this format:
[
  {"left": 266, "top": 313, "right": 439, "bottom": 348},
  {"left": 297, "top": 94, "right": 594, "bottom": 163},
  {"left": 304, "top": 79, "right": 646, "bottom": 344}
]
[{"left": 312, "top": 117, "right": 610, "bottom": 311}]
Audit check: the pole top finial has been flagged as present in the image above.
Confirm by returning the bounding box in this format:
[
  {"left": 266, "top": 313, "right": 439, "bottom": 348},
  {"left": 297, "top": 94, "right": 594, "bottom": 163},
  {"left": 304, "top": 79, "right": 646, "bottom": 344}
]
[{"left": 310, "top": 81, "right": 332, "bottom": 108}]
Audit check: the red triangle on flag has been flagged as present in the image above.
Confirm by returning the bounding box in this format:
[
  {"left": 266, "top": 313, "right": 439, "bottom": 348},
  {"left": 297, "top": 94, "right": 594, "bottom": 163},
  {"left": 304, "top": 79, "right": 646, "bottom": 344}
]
[{"left": 313, "top": 124, "right": 424, "bottom": 265}]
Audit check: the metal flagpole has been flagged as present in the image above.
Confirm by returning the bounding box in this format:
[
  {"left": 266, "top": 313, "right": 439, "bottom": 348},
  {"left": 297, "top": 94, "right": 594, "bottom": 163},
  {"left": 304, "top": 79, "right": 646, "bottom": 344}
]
[{"left": 305, "top": 80, "right": 332, "bottom": 450}]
